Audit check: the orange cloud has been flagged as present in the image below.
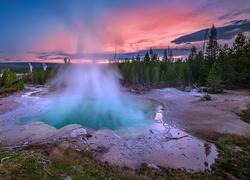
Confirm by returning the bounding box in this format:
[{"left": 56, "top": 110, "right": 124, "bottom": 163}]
[
  {"left": 103, "top": 1, "right": 217, "bottom": 53},
  {"left": 34, "top": 1, "right": 242, "bottom": 58}
]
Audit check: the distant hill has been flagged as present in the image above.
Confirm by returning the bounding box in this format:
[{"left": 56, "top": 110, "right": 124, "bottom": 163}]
[{"left": 0, "top": 62, "right": 60, "bottom": 69}]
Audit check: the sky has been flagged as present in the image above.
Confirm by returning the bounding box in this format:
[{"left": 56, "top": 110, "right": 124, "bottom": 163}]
[{"left": 0, "top": 0, "right": 250, "bottom": 63}]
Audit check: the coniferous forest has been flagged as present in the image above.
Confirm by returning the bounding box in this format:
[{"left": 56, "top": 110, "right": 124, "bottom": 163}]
[
  {"left": 118, "top": 25, "right": 250, "bottom": 93},
  {"left": 1, "top": 25, "right": 249, "bottom": 94}
]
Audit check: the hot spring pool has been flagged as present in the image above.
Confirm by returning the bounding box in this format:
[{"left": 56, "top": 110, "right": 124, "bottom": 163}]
[
  {"left": 11, "top": 87, "right": 217, "bottom": 171},
  {"left": 20, "top": 97, "right": 160, "bottom": 130}
]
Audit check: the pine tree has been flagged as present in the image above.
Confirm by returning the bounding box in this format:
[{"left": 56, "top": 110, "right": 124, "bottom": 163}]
[
  {"left": 206, "top": 62, "right": 223, "bottom": 93},
  {"left": 187, "top": 47, "right": 204, "bottom": 83},
  {"left": 232, "top": 32, "right": 247, "bottom": 55},
  {"left": 231, "top": 32, "right": 249, "bottom": 87},
  {"left": 136, "top": 54, "right": 141, "bottom": 61},
  {"left": 151, "top": 64, "right": 160, "bottom": 85},
  {"left": 149, "top": 48, "right": 154, "bottom": 60},
  {"left": 217, "top": 43, "right": 234, "bottom": 88},
  {"left": 165, "top": 64, "right": 175, "bottom": 85},
  {"left": 169, "top": 49, "right": 173, "bottom": 61},
  {"left": 183, "top": 62, "right": 192, "bottom": 84},
  {"left": 188, "top": 46, "right": 197, "bottom": 60},
  {"left": 162, "top": 49, "right": 168, "bottom": 62},
  {"left": 160, "top": 70, "right": 166, "bottom": 82},
  {"left": 145, "top": 66, "right": 150, "bottom": 85},
  {"left": 16, "top": 80, "right": 24, "bottom": 90},
  {"left": 175, "top": 60, "right": 185, "bottom": 85},
  {"left": 144, "top": 51, "right": 150, "bottom": 63},
  {"left": 130, "top": 65, "right": 138, "bottom": 84},
  {"left": 206, "top": 24, "right": 219, "bottom": 69},
  {"left": 1, "top": 69, "right": 18, "bottom": 88},
  {"left": 151, "top": 52, "right": 158, "bottom": 62}
]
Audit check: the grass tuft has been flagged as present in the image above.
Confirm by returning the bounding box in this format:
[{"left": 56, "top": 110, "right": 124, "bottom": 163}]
[{"left": 237, "top": 109, "right": 250, "bottom": 123}]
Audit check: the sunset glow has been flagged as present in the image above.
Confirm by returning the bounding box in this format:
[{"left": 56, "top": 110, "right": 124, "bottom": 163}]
[{"left": 0, "top": 0, "right": 250, "bottom": 62}]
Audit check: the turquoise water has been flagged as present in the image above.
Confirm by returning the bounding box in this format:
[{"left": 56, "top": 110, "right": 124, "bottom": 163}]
[{"left": 20, "top": 98, "right": 156, "bottom": 130}]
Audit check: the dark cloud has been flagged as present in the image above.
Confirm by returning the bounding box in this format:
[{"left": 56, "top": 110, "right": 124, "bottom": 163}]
[
  {"left": 29, "top": 47, "right": 191, "bottom": 62},
  {"left": 14, "top": 59, "right": 24, "bottom": 62},
  {"left": 0, "top": 58, "right": 11, "bottom": 63},
  {"left": 0, "top": 57, "right": 10, "bottom": 61},
  {"left": 218, "top": 8, "right": 250, "bottom": 20},
  {"left": 229, "top": 19, "right": 249, "bottom": 25},
  {"left": 171, "top": 29, "right": 207, "bottom": 45},
  {"left": 218, "top": 13, "right": 233, "bottom": 20},
  {"left": 28, "top": 51, "right": 115, "bottom": 61},
  {"left": 171, "top": 19, "right": 250, "bottom": 44}
]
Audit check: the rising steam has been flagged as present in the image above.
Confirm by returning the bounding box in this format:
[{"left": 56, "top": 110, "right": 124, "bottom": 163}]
[
  {"left": 21, "top": 1, "right": 156, "bottom": 129},
  {"left": 22, "top": 62, "right": 155, "bottom": 130}
]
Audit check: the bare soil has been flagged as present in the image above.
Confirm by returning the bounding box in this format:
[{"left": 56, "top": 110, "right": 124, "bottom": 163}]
[
  {"left": 139, "top": 88, "right": 250, "bottom": 140},
  {"left": 0, "top": 91, "right": 24, "bottom": 115},
  {"left": 1, "top": 87, "right": 249, "bottom": 170}
]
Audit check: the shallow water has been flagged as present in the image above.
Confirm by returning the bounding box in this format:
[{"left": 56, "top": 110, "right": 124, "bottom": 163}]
[
  {"left": 114, "top": 121, "right": 217, "bottom": 171},
  {"left": 20, "top": 97, "right": 157, "bottom": 130}
]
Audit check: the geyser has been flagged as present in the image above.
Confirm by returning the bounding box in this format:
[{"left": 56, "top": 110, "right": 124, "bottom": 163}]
[{"left": 21, "top": 62, "right": 157, "bottom": 130}]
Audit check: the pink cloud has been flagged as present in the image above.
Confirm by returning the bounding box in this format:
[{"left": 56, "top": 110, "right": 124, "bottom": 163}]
[
  {"left": 35, "top": 29, "right": 76, "bottom": 53},
  {"left": 34, "top": 0, "right": 250, "bottom": 59},
  {"left": 103, "top": 1, "right": 214, "bottom": 53}
]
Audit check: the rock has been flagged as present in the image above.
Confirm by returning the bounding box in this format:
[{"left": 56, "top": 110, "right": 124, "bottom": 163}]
[
  {"left": 154, "top": 112, "right": 163, "bottom": 122},
  {"left": 70, "top": 128, "right": 87, "bottom": 138},
  {"left": 185, "top": 86, "right": 191, "bottom": 92},
  {"left": 147, "top": 163, "right": 160, "bottom": 170},
  {"left": 23, "top": 141, "right": 29, "bottom": 145},
  {"left": 179, "top": 86, "right": 192, "bottom": 92},
  {"left": 203, "top": 94, "right": 212, "bottom": 101}
]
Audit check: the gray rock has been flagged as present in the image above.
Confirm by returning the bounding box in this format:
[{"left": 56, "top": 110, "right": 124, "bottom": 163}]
[
  {"left": 147, "top": 163, "right": 160, "bottom": 170},
  {"left": 70, "top": 128, "right": 87, "bottom": 138}
]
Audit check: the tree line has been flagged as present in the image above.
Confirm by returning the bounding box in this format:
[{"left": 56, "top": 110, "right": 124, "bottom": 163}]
[
  {"left": 0, "top": 69, "right": 24, "bottom": 94},
  {"left": 1, "top": 25, "right": 249, "bottom": 94},
  {"left": 22, "top": 68, "right": 54, "bottom": 86},
  {"left": 118, "top": 25, "right": 250, "bottom": 93},
  {"left": 0, "top": 67, "right": 55, "bottom": 94}
]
